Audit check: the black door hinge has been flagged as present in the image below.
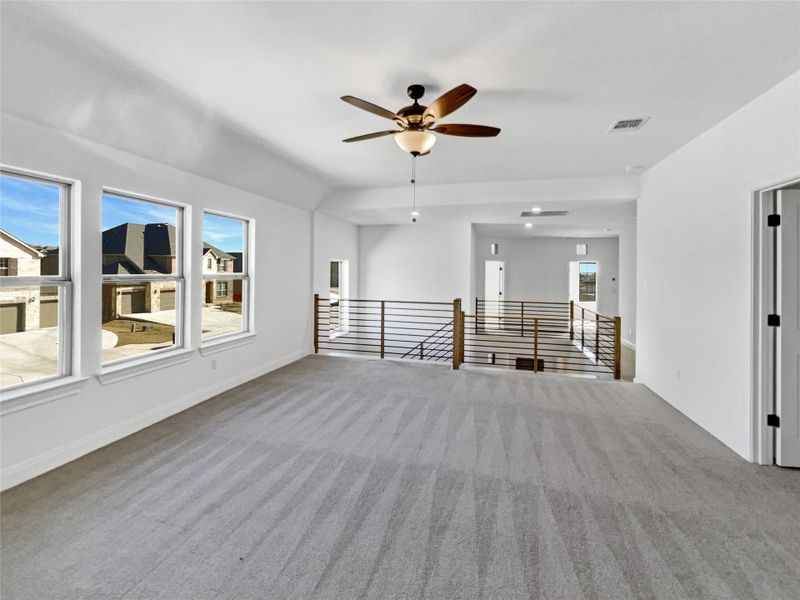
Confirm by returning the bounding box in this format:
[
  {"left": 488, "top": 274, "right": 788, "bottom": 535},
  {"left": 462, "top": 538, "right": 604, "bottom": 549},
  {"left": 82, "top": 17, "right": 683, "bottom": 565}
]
[
  {"left": 767, "top": 414, "right": 780, "bottom": 427},
  {"left": 767, "top": 314, "right": 781, "bottom": 327},
  {"left": 767, "top": 214, "right": 781, "bottom": 227}
]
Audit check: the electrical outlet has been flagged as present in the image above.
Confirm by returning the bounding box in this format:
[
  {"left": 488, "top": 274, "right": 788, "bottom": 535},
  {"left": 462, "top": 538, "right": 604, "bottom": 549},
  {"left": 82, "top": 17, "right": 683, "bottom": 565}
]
[{"left": 211, "top": 360, "right": 217, "bottom": 370}]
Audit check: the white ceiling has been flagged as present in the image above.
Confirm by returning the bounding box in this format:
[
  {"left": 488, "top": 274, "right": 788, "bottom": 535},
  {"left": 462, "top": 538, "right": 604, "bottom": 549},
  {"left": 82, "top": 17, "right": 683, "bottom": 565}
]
[{"left": 3, "top": 1, "right": 798, "bottom": 192}]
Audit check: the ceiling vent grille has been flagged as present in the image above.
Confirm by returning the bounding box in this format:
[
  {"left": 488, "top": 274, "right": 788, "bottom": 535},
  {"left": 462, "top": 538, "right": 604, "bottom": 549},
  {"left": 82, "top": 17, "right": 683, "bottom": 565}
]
[
  {"left": 609, "top": 117, "right": 650, "bottom": 132},
  {"left": 520, "top": 210, "right": 569, "bottom": 217}
]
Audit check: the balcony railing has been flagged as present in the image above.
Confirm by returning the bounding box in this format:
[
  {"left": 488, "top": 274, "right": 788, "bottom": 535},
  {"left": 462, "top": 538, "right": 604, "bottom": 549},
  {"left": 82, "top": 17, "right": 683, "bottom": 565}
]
[{"left": 314, "top": 295, "right": 621, "bottom": 379}]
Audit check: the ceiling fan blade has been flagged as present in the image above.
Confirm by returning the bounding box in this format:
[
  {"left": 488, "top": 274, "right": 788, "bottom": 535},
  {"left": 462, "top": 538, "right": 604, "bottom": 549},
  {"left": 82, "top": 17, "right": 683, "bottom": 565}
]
[
  {"left": 342, "top": 130, "right": 400, "bottom": 143},
  {"left": 432, "top": 124, "right": 501, "bottom": 137},
  {"left": 341, "top": 95, "right": 403, "bottom": 122},
  {"left": 423, "top": 84, "right": 477, "bottom": 121}
]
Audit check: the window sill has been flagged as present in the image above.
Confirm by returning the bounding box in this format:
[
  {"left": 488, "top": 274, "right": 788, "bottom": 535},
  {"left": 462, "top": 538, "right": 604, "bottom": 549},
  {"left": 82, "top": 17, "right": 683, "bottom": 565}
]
[
  {"left": 97, "top": 348, "right": 194, "bottom": 385},
  {"left": 199, "top": 332, "right": 256, "bottom": 356},
  {"left": 0, "top": 376, "right": 90, "bottom": 416}
]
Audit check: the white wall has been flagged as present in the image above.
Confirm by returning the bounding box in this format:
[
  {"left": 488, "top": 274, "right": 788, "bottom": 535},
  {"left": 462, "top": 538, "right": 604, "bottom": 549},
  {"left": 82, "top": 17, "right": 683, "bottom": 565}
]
[
  {"left": 0, "top": 114, "right": 314, "bottom": 490},
  {"left": 473, "top": 235, "right": 620, "bottom": 317},
  {"left": 313, "top": 212, "right": 359, "bottom": 299},
  {"left": 618, "top": 222, "right": 637, "bottom": 347},
  {"left": 637, "top": 71, "right": 800, "bottom": 461},
  {"left": 359, "top": 221, "right": 471, "bottom": 302}
]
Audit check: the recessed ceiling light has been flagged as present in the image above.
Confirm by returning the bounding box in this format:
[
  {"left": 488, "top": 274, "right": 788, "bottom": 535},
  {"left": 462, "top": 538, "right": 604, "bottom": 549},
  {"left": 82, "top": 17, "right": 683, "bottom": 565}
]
[
  {"left": 531, "top": 207, "right": 542, "bottom": 213},
  {"left": 411, "top": 210, "right": 420, "bottom": 217},
  {"left": 524, "top": 223, "right": 533, "bottom": 229}
]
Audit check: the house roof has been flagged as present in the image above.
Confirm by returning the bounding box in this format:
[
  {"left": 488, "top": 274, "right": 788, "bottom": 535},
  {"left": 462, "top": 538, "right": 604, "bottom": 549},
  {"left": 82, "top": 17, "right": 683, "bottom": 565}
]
[
  {"left": 0, "top": 228, "right": 45, "bottom": 258},
  {"left": 102, "top": 223, "right": 176, "bottom": 274},
  {"left": 202, "top": 243, "right": 234, "bottom": 260},
  {"left": 102, "top": 223, "right": 235, "bottom": 274}
]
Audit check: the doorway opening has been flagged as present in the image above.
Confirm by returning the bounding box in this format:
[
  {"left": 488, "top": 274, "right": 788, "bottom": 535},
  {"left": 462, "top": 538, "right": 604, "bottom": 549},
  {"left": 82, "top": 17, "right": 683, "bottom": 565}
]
[
  {"left": 752, "top": 177, "right": 800, "bottom": 467},
  {"left": 569, "top": 261, "right": 598, "bottom": 313},
  {"left": 329, "top": 259, "right": 349, "bottom": 337},
  {"left": 484, "top": 260, "right": 505, "bottom": 329}
]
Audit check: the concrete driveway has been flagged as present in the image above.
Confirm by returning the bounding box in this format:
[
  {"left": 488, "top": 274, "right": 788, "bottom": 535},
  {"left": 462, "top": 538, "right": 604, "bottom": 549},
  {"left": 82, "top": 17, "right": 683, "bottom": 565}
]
[
  {"left": 1, "top": 328, "right": 120, "bottom": 387},
  {"left": 1, "top": 306, "right": 242, "bottom": 386},
  {"left": 122, "top": 305, "right": 242, "bottom": 338}
]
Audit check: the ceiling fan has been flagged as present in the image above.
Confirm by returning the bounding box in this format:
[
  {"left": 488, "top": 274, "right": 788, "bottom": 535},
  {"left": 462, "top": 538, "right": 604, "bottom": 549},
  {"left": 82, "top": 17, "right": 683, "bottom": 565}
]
[{"left": 341, "top": 83, "right": 500, "bottom": 156}]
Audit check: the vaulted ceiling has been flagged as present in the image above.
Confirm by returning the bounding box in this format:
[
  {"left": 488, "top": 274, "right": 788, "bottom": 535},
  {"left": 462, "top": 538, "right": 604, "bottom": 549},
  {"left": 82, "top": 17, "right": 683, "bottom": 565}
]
[{"left": 2, "top": 1, "right": 798, "bottom": 198}]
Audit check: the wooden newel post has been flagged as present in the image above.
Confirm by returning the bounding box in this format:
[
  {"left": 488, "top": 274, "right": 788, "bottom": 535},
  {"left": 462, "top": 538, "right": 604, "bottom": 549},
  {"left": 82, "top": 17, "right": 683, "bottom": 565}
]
[
  {"left": 453, "top": 298, "right": 462, "bottom": 370},
  {"left": 313, "top": 294, "right": 319, "bottom": 354},
  {"left": 533, "top": 318, "right": 539, "bottom": 372},
  {"left": 595, "top": 313, "right": 600, "bottom": 361},
  {"left": 380, "top": 301, "right": 385, "bottom": 359},
  {"left": 580, "top": 307, "right": 585, "bottom": 350},
  {"left": 474, "top": 297, "right": 478, "bottom": 335},
  {"left": 569, "top": 300, "right": 574, "bottom": 340},
  {"left": 614, "top": 316, "right": 622, "bottom": 380}
]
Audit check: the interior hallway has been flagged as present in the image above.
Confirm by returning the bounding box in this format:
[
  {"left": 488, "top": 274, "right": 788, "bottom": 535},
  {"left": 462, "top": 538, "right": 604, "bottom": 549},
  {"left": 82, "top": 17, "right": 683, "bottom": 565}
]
[{"left": 2, "top": 356, "right": 798, "bottom": 599}]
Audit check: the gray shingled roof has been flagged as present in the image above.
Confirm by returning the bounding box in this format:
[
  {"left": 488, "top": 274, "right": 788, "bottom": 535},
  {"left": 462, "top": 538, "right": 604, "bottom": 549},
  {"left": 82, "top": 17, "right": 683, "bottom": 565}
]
[
  {"left": 102, "top": 223, "right": 176, "bottom": 275},
  {"left": 202, "top": 243, "right": 235, "bottom": 260},
  {"left": 102, "top": 223, "right": 236, "bottom": 275}
]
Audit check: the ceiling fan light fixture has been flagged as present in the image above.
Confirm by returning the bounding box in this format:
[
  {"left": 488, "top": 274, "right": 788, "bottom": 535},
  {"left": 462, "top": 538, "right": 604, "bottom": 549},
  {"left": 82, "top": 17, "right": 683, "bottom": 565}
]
[{"left": 395, "top": 130, "right": 436, "bottom": 156}]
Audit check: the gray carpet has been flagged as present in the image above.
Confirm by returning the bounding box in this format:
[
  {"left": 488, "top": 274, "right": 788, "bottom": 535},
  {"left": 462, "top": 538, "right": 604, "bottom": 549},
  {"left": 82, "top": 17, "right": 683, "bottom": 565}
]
[{"left": 2, "top": 355, "right": 799, "bottom": 599}]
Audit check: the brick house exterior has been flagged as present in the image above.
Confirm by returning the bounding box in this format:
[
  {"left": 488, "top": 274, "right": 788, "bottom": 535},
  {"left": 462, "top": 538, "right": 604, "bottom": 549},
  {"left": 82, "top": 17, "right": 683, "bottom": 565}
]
[{"left": 0, "top": 229, "right": 54, "bottom": 334}]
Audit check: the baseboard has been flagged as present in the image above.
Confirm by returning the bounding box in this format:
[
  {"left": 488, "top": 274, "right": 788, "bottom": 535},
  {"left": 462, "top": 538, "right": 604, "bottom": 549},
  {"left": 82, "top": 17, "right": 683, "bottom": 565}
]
[
  {"left": 622, "top": 339, "right": 636, "bottom": 351},
  {"left": 0, "top": 350, "right": 306, "bottom": 491}
]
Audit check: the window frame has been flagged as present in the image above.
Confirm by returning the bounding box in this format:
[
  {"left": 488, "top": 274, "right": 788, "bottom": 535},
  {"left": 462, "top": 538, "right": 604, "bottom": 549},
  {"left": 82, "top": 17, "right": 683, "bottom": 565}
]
[
  {"left": 201, "top": 209, "right": 253, "bottom": 346},
  {"left": 0, "top": 166, "right": 74, "bottom": 392},
  {"left": 100, "top": 188, "right": 187, "bottom": 367}
]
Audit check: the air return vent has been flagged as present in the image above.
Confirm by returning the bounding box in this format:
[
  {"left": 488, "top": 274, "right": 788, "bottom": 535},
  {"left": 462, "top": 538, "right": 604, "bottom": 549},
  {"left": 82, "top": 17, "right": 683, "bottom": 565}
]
[
  {"left": 609, "top": 117, "right": 650, "bottom": 132},
  {"left": 520, "top": 210, "right": 568, "bottom": 217}
]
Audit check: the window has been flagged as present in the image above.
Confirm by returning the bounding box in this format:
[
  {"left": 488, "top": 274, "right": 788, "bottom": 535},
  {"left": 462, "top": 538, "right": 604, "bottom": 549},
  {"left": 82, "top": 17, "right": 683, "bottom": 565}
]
[
  {"left": 0, "top": 169, "right": 71, "bottom": 390},
  {"left": 101, "top": 192, "right": 184, "bottom": 364},
  {"left": 207, "top": 257, "right": 212, "bottom": 269},
  {"left": 202, "top": 211, "right": 249, "bottom": 341},
  {"left": 579, "top": 262, "right": 597, "bottom": 302}
]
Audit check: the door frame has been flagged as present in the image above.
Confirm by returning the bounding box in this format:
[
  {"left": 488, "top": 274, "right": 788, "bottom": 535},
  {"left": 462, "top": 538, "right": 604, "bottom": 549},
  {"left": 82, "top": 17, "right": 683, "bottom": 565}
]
[{"left": 751, "top": 176, "right": 800, "bottom": 465}]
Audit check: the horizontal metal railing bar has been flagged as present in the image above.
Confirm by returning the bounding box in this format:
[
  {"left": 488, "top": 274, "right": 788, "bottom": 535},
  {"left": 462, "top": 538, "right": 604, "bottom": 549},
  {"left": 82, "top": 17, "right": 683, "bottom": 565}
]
[
  {"left": 463, "top": 351, "right": 610, "bottom": 367},
  {"left": 478, "top": 300, "right": 569, "bottom": 305},
  {"left": 462, "top": 357, "right": 612, "bottom": 371},
  {"left": 462, "top": 358, "right": 611, "bottom": 371},
  {"left": 317, "top": 298, "right": 452, "bottom": 306},
  {"left": 318, "top": 347, "right": 380, "bottom": 355}
]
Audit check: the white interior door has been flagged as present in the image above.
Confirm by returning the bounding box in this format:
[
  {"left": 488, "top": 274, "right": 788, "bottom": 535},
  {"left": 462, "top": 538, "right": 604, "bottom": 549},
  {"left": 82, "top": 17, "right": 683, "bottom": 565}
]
[
  {"left": 568, "top": 261, "right": 579, "bottom": 303},
  {"left": 484, "top": 260, "right": 504, "bottom": 329},
  {"left": 777, "top": 189, "right": 800, "bottom": 467}
]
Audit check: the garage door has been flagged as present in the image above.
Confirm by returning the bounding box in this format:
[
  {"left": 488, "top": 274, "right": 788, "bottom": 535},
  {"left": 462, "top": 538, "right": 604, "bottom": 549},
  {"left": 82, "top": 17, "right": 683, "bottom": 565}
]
[
  {"left": 0, "top": 303, "right": 25, "bottom": 334},
  {"left": 40, "top": 298, "right": 58, "bottom": 328},
  {"left": 160, "top": 290, "right": 176, "bottom": 311},
  {"left": 120, "top": 289, "right": 146, "bottom": 314}
]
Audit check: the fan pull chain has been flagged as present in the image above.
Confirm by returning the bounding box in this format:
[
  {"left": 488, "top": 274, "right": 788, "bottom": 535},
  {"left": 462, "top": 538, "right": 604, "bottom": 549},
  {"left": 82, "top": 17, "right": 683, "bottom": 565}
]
[{"left": 410, "top": 155, "right": 418, "bottom": 222}]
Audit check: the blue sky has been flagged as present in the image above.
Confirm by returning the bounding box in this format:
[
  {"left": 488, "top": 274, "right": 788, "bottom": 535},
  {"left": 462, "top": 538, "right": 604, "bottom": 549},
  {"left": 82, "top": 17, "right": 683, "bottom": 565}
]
[
  {"left": 102, "top": 193, "right": 177, "bottom": 231},
  {"left": 0, "top": 175, "right": 60, "bottom": 247},
  {"left": 203, "top": 213, "right": 244, "bottom": 253},
  {"left": 0, "top": 177, "right": 243, "bottom": 253}
]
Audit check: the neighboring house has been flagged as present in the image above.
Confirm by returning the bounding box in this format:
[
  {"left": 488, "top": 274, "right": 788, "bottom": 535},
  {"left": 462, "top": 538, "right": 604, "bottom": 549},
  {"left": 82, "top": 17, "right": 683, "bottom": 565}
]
[
  {"left": 102, "top": 223, "right": 179, "bottom": 321},
  {"left": 0, "top": 228, "right": 58, "bottom": 334},
  {"left": 229, "top": 252, "right": 243, "bottom": 302},
  {"left": 202, "top": 243, "right": 235, "bottom": 304},
  {"left": 100, "top": 223, "right": 238, "bottom": 320}
]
